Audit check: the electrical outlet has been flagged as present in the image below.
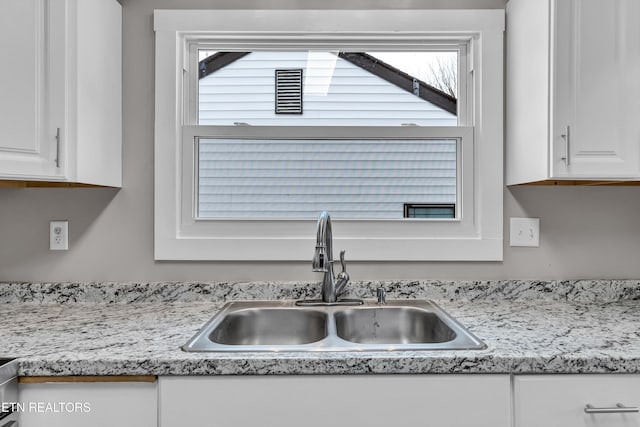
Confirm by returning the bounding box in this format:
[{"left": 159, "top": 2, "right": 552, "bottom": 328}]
[
  {"left": 510, "top": 217, "right": 540, "bottom": 247},
  {"left": 50, "top": 220, "right": 69, "bottom": 251}
]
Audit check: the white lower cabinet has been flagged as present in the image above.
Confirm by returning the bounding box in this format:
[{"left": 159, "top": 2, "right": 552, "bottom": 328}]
[
  {"left": 18, "top": 381, "right": 157, "bottom": 427},
  {"left": 159, "top": 375, "right": 511, "bottom": 427},
  {"left": 21, "top": 373, "right": 640, "bottom": 426},
  {"left": 514, "top": 375, "right": 640, "bottom": 427}
]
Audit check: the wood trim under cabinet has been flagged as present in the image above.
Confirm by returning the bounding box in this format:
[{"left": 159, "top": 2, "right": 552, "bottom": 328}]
[
  {"left": 0, "top": 180, "right": 115, "bottom": 188},
  {"left": 513, "top": 179, "right": 640, "bottom": 186},
  {"left": 19, "top": 375, "right": 157, "bottom": 384}
]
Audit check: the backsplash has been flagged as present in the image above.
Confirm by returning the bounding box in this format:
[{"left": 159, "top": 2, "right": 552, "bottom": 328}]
[{"left": 1, "top": 280, "right": 639, "bottom": 304}]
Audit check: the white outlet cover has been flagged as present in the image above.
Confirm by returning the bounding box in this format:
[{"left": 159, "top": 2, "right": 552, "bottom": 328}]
[
  {"left": 509, "top": 217, "right": 540, "bottom": 247},
  {"left": 50, "top": 220, "right": 69, "bottom": 251}
]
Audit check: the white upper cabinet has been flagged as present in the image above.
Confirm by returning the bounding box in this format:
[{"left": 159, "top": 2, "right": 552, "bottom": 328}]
[
  {"left": 0, "top": 0, "right": 58, "bottom": 180},
  {"left": 0, "top": 0, "right": 122, "bottom": 187},
  {"left": 507, "top": 0, "right": 640, "bottom": 185}
]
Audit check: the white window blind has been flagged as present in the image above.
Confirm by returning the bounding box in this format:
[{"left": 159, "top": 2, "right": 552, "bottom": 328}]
[{"left": 198, "top": 138, "right": 456, "bottom": 219}]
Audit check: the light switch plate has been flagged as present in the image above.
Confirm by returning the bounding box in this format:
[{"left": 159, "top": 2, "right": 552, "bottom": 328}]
[{"left": 510, "top": 217, "right": 540, "bottom": 247}]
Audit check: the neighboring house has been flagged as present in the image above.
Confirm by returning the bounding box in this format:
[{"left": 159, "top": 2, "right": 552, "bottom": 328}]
[
  {"left": 198, "top": 51, "right": 457, "bottom": 126},
  {"left": 197, "top": 51, "right": 457, "bottom": 219}
]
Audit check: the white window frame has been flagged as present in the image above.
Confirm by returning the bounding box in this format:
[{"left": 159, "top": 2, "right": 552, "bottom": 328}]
[{"left": 154, "top": 9, "right": 504, "bottom": 261}]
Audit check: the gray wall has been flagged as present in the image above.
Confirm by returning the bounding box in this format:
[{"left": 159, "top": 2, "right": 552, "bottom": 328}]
[{"left": 3, "top": 0, "right": 640, "bottom": 282}]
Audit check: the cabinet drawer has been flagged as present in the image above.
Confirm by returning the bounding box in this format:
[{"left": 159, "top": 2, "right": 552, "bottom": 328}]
[
  {"left": 514, "top": 375, "right": 640, "bottom": 427},
  {"left": 19, "top": 381, "right": 157, "bottom": 427}
]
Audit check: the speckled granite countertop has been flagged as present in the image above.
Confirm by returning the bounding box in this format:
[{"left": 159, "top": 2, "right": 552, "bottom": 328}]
[{"left": 1, "top": 280, "right": 640, "bottom": 376}]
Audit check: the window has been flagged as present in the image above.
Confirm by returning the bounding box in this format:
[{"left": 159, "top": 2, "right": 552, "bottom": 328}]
[
  {"left": 197, "top": 136, "right": 457, "bottom": 219},
  {"left": 195, "top": 49, "right": 460, "bottom": 220},
  {"left": 197, "top": 50, "right": 458, "bottom": 127},
  {"left": 154, "top": 9, "right": 504, "bottom": 261},
  {"left": 404, "top": 204, "right": 456, "bottom": 219}
]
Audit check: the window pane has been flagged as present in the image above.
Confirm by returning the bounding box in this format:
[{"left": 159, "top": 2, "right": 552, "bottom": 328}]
[
  {"left": 197, "top": 138, "right": 457, "bottom": 219},
  {"left": 404, "top": 204, "right": 455, "bottom": 219},
  {"left": 198, "top": 51, "right": 458, "bottom": 126}
]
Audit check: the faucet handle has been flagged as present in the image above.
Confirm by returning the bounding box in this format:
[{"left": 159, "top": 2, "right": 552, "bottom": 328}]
[
  {"left": 339, "top": 250, "right": 347, "bottom": 275},
  {"left": 334, "top": 250, "right": 350, "bottom": 297}
]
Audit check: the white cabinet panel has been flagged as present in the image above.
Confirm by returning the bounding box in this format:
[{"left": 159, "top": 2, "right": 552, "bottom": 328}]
[
  {"left": 552, "top": 0, "right": 640, "bottom": 178},
  {"left": 506, "top": 0, "right": 551, "bottom": 185},
  {"left": 19, "top": 381, "right": 157, "bottom": 427},
  {"left": 0, "top": 0, "right": 60, "bottom": 179},
  {"left": 0, "top": 0, "right": 122, "bottom": 187},
  {"left": 514, "top": 375, "right": 640, "bottom": 427},
  {"left": 160, "top": 375, "right": 511, "bottom": 427}
]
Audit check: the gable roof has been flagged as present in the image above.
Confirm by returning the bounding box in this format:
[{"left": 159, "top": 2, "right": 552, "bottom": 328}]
[
  {"left": 337, "top": 52, "right": 456, "bottom": 115},
  {"left": 199, "top": 52, "right": 251, "bottom": 79},
  {"left": 199, "top": 51, "right": 457, "bottom": 115}
]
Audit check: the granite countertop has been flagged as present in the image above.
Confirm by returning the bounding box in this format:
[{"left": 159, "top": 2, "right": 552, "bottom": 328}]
[{"left": 2, "top": 280, "right": 640, "bottom": 376}]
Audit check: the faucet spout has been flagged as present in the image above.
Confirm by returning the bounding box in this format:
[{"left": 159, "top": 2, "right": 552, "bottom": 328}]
[
  {"left": 312, "top": 211, "right": 332, "bottom": 273},
  {"left": 312, "top": 211, "right": 349, "bottom": 303}
]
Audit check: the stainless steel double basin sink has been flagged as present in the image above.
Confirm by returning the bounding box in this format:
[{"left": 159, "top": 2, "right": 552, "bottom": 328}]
[{"left": 183, "top": 300, "right": 486, "bottom": 352}]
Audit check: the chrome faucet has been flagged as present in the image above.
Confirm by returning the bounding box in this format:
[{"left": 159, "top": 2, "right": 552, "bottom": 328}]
[{"left": 312, "top": 211, "right": 349, "bottom": 303}]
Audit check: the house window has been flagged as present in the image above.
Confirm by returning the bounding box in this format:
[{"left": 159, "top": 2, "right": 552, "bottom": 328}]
[
  {"left": 154, "top": 9, "right": 504, "bottom": 261},
  {"left": 404, "top": 204, "right": 455, "bottom": 219},
  {"left": 274, "top": 69, "right": 303, "bottom": 114},
  {"left": 195, "top": 50, "right": 459, "bottom": 219}
]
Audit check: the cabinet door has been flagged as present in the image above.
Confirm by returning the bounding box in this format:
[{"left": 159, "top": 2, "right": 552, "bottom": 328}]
[
  {"left": 514, "top": 375, "right": 640, "bottom": 427},
  {"left": 160, "top": 375, "right": 511, "bottom": 427},
  {"left": 0, "top": 0, "right": 62, "bottom": 180},
  {"left": 18, "top": 381, "right": 157, "bottom": 427},
  {"left": 552, "top": 0, "right": 640, "bottom": 179}
]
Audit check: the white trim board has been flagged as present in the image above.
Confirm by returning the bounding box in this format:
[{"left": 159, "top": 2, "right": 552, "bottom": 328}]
[{"left": 154, "top": 9, "right": 504, "bottom": 261}]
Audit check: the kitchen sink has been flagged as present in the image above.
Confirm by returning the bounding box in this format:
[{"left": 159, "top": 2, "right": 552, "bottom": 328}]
[
  {"left": 209, "top": 308, "right": 328, "bottom": 345},
  {"left": 334, "top": 307, "right": 457, "bottom": 344},
  {"left": 182, "top": 300, "right": 486, "bottom": 352}
]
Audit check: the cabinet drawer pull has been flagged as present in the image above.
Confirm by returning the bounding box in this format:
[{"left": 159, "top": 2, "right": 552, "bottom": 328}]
[
  {"left": 560, "top": 125, "right": 571, "bottom": 166},
  {"left": 584, "top": 403, "right": 639, "bottom": 414},
  {"left": 55, "top": 127, "right": 61, "bottom": 168}
]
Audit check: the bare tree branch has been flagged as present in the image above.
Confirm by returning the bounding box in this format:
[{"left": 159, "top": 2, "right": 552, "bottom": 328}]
[{"left": 426, "top": 56, "right": 457, "bottom": 98}]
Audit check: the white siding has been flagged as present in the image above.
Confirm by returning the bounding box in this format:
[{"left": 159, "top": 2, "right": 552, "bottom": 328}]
[
  {"left": 198, "top": 138, "right": 456, "bottom": 219},
  {"left": 198, "top": 51, "right": 457, "bottom": 126}
]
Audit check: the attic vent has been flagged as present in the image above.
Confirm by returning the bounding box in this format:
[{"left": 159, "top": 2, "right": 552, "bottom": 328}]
[{"left": 275, "top": 69, "right": 303, "bottom": 114}]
